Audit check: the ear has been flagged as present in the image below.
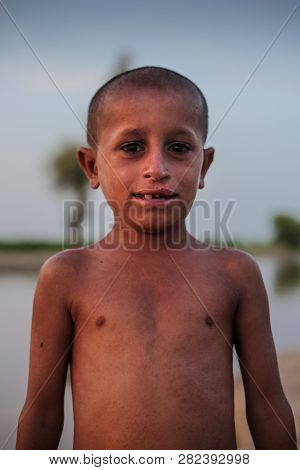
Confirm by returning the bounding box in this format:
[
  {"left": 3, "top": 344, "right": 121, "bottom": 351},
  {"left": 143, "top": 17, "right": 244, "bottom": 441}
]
[
  {"left": 77, "top": 146, "right": 100, "bottom": 189},
  {"left": 198, "top": 147, "right": 215, "bottom": 189}
]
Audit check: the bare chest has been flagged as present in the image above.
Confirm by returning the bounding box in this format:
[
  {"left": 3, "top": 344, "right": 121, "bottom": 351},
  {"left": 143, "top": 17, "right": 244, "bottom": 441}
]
[
  {"left": 70, "top": 252, "right": 237, "bottom": 450},
  {"left": 71, "top": 253, "right": 238, "bottom": 360}
]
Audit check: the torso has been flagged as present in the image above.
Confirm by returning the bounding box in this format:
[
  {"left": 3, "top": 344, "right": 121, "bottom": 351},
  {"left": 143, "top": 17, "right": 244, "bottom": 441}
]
[{"left": 68, "top": 243, "right": 239, "bottom": 449}]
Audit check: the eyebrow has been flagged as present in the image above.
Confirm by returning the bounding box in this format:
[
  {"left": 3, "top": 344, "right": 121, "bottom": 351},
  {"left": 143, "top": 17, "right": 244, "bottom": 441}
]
[
  {"left": 115, "top": 128, "right": 147, "bottom": 139},
  {"left": 115, "top": 127, "right": 196, "bottom": 140}
]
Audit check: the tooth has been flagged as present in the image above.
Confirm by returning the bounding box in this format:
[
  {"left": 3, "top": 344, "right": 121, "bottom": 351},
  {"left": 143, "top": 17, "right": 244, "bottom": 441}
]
[{"left": 144, "top": 194, "right": 153, "bottom": 200}]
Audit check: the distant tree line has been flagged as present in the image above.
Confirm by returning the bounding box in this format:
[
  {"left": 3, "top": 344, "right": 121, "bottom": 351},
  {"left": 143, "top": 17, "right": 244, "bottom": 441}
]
[
  {"left": 273, "top": 214, "right": 300, "bottom": 249},
  {"left": 51, "top": 53, "right": 131, "bottom": 245}
]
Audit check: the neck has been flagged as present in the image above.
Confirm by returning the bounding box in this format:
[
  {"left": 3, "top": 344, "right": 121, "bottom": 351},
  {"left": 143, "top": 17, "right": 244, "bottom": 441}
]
[{"left": 101, "top": 218, "right": 195, "bottom": 253}]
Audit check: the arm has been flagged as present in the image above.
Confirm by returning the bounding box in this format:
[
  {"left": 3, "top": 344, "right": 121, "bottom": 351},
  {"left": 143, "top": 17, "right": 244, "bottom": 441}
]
[
  {"left": 233, "top": 252, "right": 297, "bottom": 449},
  {"left": 16, "top": 255, "right": 74, "bottom": 449}
]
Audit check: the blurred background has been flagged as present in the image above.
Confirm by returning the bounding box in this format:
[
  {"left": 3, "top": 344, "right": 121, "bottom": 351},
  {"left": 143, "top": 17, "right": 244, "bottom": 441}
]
[{"left": 0, "top": 0, "right": 299, "bottom": 449}]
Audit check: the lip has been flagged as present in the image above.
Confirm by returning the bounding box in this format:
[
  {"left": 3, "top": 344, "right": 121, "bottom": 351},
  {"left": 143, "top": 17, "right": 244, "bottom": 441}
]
[
  {"left": 131, "top": 188, "right": 178, "bottom": 197},
  {"left": 131, "top": 196, "right": 179, "bottom": 207}
]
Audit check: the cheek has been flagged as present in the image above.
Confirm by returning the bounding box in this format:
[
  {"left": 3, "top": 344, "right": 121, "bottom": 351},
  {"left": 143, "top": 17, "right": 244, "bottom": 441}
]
[
  {"left": 99, "top": 151, "right": 136, "bottom": 184},
  {"left": 99, "top": 167, "right": 132, "bottom": 207},
  {"left": 97, "top": 157, "right": 120, "bottom": 192},
  {"left": 178, "top": 161, "right": 202, "bottom": 195}
]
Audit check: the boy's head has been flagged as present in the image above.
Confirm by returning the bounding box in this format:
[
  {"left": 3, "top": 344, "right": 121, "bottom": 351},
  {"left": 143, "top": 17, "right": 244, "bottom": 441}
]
[
  {"left": 86, "top": 66, "right": 209, "bottom": 150},
  {"left": 78, "top": 66, "right": 214, "bottom": 235}
]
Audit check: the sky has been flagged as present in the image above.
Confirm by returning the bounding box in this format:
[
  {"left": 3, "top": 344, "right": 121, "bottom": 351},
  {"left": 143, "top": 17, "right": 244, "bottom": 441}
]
[{"left": 0, "top": 0, "right": 299, "bottom": 242}]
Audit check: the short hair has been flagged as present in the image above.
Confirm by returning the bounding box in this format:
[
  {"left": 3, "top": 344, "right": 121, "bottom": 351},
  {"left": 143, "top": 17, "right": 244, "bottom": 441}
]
[{"left": 86, "top": 66, "right": 208, "bottom": 148}]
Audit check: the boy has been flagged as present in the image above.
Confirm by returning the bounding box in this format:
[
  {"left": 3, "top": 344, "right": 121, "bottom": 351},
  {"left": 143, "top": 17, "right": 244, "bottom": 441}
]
[{"left": 16, "top": 66, "right": 296, "bottom": 450}]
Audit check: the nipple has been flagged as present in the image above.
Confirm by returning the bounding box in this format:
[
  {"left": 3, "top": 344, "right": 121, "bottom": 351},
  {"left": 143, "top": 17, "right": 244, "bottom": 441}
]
[
  {"left": 205, "top": 315, "right": 214, "bottom": 327},
  {"left": 95, "top": 316, "right": 106, "bottom": 328}
]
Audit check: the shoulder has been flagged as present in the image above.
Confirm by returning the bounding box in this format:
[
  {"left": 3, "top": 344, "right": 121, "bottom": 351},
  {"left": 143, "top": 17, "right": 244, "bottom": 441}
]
[
  {"left": 35, "top": 247, "right": 91, "bottom": 310},
  {"left": 39, "top": 247, "right": 85, "bottom": 278},
  {"left": 208, "top": 246, "right": 264, "bottom": 291},
  {"left": 205, "top": 248, "right": 268, "bottom": 313},
  {"left": 191, "top": 238, "right": 259, "bottom": 272},
  {"left": 37, "top": 247, "right": 90, "bottom": 295},
  {"left": 217, "top": 247, "right": 259, "bottom": 271},
  {"left": 203, "top": 245, "right": 258, "bottom": 269},
  {"left": 39, "top": 241, "right": 109, "bottom": 283}
]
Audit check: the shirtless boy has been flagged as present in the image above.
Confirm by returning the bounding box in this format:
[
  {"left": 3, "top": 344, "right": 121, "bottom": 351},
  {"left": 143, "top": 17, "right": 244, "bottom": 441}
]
[{"left": 16, "top": 66, "right": 296, "bottom": 450}]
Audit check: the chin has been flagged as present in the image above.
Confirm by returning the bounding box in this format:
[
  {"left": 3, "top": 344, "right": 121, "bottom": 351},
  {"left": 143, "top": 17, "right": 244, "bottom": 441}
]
[{"left": 128, "top": 217, "right": 178, "bottom": 235}]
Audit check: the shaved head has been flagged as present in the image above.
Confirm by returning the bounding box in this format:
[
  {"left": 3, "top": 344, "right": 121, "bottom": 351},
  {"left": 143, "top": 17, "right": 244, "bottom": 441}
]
[{"left": 86, "top": 66, "right": 209, "bottom": 149}]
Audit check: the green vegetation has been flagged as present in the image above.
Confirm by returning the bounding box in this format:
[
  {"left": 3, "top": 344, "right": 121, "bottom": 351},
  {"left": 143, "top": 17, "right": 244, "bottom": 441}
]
[
  {"left": 0, "top": 239, "right": 298, "bottom": 256},
  {"left": 52, "top": 144, "right": 88, "bottom": 202},
  {"left": 273, "top": 214, "right": 300, "bottom": 249},
  {"left": 51, "top": 143, "right": 88, "bottom": 246},
  {"left": 0, "top": 241, "right": 66, "bottom": 252},
  {"left": 49, "top": 53, "right": 132, "bottom": 246},
  {"left": 274, "top": 259, "right": 300, "bottom": 293}
]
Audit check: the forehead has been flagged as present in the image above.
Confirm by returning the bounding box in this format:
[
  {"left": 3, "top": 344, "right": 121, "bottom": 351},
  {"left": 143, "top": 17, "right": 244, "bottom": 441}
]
[{"left": 99, "top": 87, "right": 202, "bottom": 138}]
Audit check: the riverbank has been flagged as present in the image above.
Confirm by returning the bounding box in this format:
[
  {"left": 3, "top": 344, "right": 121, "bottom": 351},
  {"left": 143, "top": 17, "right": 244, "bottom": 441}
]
[
  {"left": 234, "top": 350, "right": 300, "bottom": 449},
  {"left": 0, "top": 250, "right": 57, "bottom": 273}
]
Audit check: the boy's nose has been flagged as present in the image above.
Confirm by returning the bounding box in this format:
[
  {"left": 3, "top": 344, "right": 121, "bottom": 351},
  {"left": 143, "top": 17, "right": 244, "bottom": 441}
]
[{"left": 143, "top": 149, "right": 170, "bottom": 181}]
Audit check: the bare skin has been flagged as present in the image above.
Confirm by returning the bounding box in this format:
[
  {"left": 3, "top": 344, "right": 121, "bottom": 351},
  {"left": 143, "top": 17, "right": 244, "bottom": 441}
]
[{"left": 16, "top": 87, "right": 296, "bottom": 449}]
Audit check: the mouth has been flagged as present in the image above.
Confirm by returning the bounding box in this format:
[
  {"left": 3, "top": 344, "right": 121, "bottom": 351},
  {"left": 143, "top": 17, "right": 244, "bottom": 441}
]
[
  {"left": 131, "top": 193, "right": 177, "bottom": 200},
  {"left": 130, "top": 191, "right": 179, "bottom": 208}
]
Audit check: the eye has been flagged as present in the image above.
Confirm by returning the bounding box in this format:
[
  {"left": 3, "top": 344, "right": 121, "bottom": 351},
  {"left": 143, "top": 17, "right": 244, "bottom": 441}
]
[
  {"left": 169, "top": 142, "right": 191, "bottom": 153},
  {"left": 120, "top": 142, "right": 143, "bottom": 154}
]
